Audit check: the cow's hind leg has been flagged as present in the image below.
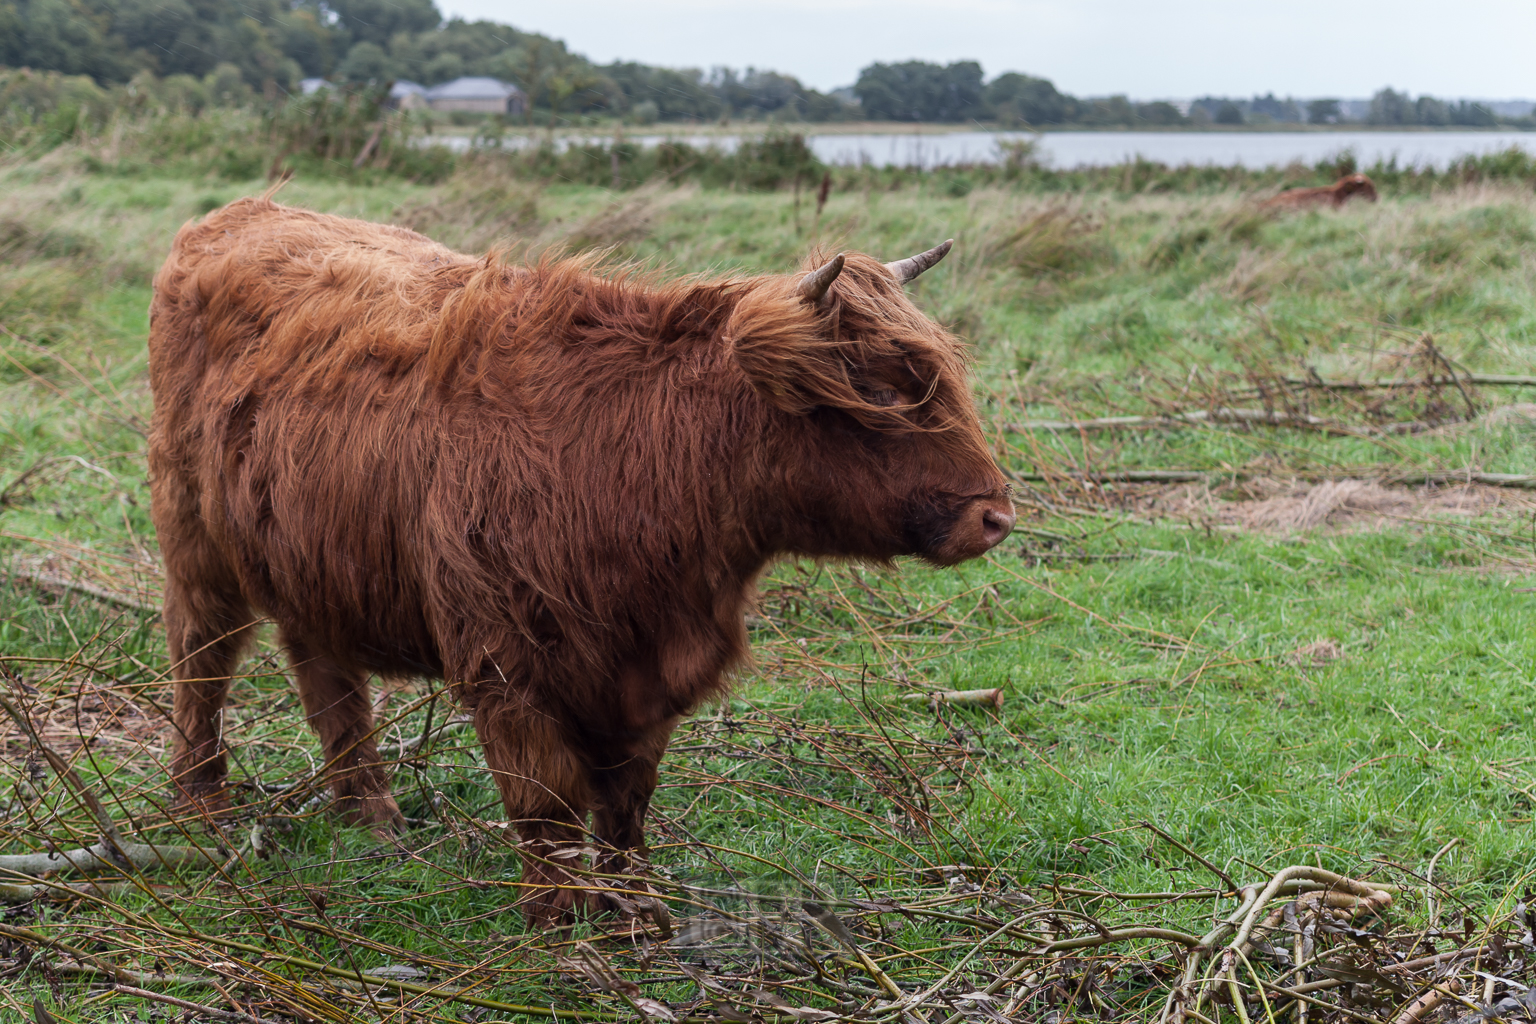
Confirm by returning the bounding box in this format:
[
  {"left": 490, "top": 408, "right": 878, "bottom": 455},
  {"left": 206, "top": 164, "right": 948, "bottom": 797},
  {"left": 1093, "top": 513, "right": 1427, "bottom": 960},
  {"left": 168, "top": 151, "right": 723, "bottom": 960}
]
[
  {"left": 285, "top": 638, "right": 401, "bottom": 830},
  {"left": 165, "top": 577, "right": 257, "bottom": 821},
  {"left": 475, "top": 698, "right": 593, "bottom": 928}
]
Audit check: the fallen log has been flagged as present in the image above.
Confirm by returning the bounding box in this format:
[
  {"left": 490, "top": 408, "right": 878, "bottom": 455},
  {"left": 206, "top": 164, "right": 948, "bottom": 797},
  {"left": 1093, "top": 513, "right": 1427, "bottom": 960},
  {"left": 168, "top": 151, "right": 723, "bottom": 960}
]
[
  {"left": 0, "top": 876, "right": 181, "bottom": 903},
  {"left": 0, "top": 840, "right": 226, "bottom": 879}
]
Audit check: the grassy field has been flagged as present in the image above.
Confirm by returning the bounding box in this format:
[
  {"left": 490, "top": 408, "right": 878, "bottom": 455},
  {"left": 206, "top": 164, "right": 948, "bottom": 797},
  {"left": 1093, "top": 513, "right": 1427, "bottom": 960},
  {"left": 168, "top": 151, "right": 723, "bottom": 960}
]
[{"left": 4, "top": 148, "right": 1536, "bottom": 1023}]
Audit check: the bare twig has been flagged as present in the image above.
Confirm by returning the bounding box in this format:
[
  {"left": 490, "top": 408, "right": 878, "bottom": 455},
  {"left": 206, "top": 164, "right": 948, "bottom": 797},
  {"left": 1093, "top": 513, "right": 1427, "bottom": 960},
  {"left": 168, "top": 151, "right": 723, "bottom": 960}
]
[{"left": 106, "top": 985, "right": 287, "bottom": 1024}]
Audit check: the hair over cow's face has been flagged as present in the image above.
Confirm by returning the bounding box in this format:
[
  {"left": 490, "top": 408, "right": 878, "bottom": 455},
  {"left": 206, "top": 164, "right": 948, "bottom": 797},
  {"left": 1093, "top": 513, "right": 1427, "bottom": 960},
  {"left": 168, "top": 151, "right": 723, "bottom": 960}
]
[{"left": 726, "top": 248, "right": 1015, "bottom": 566}]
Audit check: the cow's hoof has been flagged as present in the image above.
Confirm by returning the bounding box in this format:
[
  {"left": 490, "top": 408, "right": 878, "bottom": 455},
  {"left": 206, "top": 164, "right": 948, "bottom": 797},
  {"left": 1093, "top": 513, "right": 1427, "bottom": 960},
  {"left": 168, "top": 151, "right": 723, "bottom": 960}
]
[
  {"left": 172, "top": 781, "right": 232, "bottom": 825},
  {"left": 591, "top": 878, "right": 673, "bottom": 939},
  {"left": 520, "top": 887, "right": 580, "bottom": 931},
  {"left": 337, "top": 791, "right": 404, "bottom": 832}
]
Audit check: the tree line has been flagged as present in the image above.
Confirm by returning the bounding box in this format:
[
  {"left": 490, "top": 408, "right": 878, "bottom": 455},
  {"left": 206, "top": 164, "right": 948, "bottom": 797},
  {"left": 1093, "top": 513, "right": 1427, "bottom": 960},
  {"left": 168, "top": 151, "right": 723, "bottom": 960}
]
[
  {"left": 0, "top": 0, "right": 1527, "bottom": 127},
  {"left": 0, "top": 0, "right": 844, "bottom": 121}
]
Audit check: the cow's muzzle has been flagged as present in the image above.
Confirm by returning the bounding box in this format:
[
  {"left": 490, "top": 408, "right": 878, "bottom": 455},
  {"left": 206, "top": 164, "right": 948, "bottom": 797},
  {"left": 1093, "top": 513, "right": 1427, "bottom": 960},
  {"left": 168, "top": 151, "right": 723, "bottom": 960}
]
[{"left": 913, "top": 491, "right": 1016, "bottom": 566}]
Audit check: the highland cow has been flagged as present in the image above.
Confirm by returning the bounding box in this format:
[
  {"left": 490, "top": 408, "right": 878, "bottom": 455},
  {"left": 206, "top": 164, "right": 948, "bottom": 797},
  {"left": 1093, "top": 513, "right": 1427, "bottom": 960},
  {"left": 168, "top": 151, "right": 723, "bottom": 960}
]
[
  {"left": 1261, "top": 173, "right": 1379, "bottom": 210},
  {"left": 148, "top": 195, "right": 1015, "bottom": 925}
]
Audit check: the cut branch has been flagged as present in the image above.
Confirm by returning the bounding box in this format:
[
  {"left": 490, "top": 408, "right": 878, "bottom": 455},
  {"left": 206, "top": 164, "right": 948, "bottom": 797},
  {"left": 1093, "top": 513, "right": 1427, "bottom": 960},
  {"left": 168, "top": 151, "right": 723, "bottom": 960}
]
[
  {"left": 897, "top": 687, "right": 1004, "bottom": 709},
  {"left": 0, "top": 841, "right": 225, "bottom": 881},
  {"left": 1010, "top": 468, "right": 1536, "bottom": 489}
]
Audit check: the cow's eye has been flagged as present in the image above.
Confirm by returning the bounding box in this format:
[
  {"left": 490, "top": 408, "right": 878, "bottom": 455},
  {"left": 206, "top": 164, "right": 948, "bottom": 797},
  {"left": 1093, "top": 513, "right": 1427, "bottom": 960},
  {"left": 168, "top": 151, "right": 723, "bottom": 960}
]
[{"left": 869, "top": 388, "right": 902, "bottom": 407}]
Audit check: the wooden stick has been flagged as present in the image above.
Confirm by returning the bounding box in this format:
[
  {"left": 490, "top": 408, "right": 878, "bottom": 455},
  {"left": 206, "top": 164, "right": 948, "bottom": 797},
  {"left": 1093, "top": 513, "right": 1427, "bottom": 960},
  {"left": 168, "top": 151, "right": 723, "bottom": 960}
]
[
  {"left": 1010, "top": 468, "right": 1536, "bottom": 489},
  {"left": 1388, "top": 981, "right": 1462, "bottom": 1024},
  {"left": 1012, "top": 469, "right": 1208, "bottom": 484},
  {"left": 897, "top": 688, "right": 1004, "bottom": 709},
  {"left": 1238, "top": 374, "right": 1536, "bottom": 393},
  {"left": 803, "top": 901, "right": 905, "bottom": 1001},
  {"left": 352, "top": 124, "right": 383, "bottom": 167},
  {"left": 1006, "top": 408, "right": 1344, "bottom": 433}
]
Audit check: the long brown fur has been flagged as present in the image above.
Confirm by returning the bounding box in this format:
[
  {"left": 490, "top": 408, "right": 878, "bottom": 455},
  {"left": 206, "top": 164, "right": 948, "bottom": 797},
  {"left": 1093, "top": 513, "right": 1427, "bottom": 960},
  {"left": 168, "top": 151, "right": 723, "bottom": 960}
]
[
  {"left": 148, "top": 197, "right": 1014, "bottom": 925},
  {"left": 1260, "top": 173, "right": 1379, "bottom": 210}
]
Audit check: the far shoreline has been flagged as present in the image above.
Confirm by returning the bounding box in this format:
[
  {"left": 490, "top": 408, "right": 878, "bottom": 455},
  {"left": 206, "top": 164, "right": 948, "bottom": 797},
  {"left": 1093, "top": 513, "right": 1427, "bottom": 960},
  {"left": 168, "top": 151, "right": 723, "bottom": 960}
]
[{"left": 444, "top": 121, "right": 1536, "bottom": 140}]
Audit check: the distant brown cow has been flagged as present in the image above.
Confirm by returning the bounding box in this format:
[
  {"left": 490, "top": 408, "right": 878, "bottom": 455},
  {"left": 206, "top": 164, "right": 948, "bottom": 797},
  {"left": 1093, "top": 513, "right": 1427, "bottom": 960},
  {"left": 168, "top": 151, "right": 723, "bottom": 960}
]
[
  {"left": 1261, "top": 173, "right": 1379, "bottom": 210},
  {"left": 148, "top": 196, "right": 1015, "bottom": 926}
]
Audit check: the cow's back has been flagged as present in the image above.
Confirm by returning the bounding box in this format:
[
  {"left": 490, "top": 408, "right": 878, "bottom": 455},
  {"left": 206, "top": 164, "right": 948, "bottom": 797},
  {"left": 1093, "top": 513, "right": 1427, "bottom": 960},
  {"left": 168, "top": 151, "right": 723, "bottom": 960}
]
[
  {"left": 150, "top": 196, "right": 478, "bottom": 384},
  {"left": 148, "top": 198, "right": 496, "bottom": 674}
]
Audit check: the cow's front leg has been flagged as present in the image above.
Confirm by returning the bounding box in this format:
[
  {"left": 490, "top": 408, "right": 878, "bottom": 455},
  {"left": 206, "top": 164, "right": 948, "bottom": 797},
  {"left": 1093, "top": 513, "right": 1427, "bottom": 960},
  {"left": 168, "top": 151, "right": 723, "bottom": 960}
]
[
  {"left": 475, "top": 698, "right": 594, "bottom": 928},
  {"left": 588, "top": 721, "right": 676, "bottom": 920}
]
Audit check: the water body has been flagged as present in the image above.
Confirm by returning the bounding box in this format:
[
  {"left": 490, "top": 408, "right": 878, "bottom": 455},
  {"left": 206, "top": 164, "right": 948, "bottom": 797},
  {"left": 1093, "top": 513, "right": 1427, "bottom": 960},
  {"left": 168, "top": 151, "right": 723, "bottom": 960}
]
[
  {"left": 436, "top": 129, "right": 1536, "bottom": 170},
  {"left": 814, "top": 130, "right": 1536, "bottom": 170}
]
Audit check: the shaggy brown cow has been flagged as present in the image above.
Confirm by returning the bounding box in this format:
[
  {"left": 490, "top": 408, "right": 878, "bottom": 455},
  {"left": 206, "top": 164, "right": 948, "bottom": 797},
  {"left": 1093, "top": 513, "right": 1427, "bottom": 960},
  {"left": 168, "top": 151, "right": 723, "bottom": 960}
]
[
  {"left": 148, "top": 195, "right": 1015, "bottom": 925},
  {"left": 1260, "top": 173, "right": 1379, "bottom": 210}
]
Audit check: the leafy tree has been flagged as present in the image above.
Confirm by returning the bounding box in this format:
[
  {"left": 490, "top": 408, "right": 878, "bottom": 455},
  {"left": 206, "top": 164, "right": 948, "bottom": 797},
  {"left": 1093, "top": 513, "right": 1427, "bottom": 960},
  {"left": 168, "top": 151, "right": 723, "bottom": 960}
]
[
  {"left": 984, "top": 72, "right": 1067, "bottom": 125},
  {"left": 1070, "top": 95, "right": 1138, "bottom": 126},
  {"left": 339, "top": 41, "right": 394, "bottom": 84},
  {"left": 602, "top": 62, "right": 722, "bottom": 121},
  {"left": 4, "top": 0, "right": 137, "bottom": 81},
  {"left": 215, "top": 12, "right": 301, "bottom": 90},
  {"left": 277, "top": 8, "right": 335, "bottom": 77},
  {"left": 1368, "top": 87, "right": 1411, "bottom": 125},
  {"left": 388, "top": 17, "right": 531, "bottom": 84},
  {"left": 1135, "top": 101, "right": 1185, "bottom": 125},
  {"left": 420, "top": 51, "right": 462, "bottom": 84},
  {"left": 712, "top": 68, "right": 790, "bottom": 116},
  {"left": 1415, "top": 95, "right": 1449, "bottom": 126},
  {"left": 321, "top": 0, "right": 439, "bottom": 49},
  {"left": 854, "top": 61, "right": 984, "bottom": 122},
  {"left": 706, "top": 66, "right": 839, "bottom": 120},
  {"left": 1449, "top": 101, "right": 1497, "bottom": 127},
  {"left": 1, "top": 0, "right": 315, "bottom": 88},
  {"left": 1249, "top": 93, "right": 1300, "bottom": 122},
  {"left": 1189, "top": 97, "right": 1248, "bottom": 124},
  {"left": 1307, "top": 99, "right": 1340, "bottom": 124},
  {"left": 204, "top": 61, "right": 251, "bottom": 105}
]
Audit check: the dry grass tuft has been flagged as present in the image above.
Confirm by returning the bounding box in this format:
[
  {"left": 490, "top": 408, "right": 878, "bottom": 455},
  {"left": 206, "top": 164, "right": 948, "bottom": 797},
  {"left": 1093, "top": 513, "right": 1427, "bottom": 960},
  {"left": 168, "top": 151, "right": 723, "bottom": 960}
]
[
  {"left": 560, "top": 180, "right": 683, "bottom": 251},
  {"left": 995, "top": 203, "right": 1112, "bottom": 277},
  {"left": 1289, "top": 638, "right": 1343, "bottom": 667},
  {"left": 1241, "top": 479, "right": 1415, "bottom": 531},
  {"left": 1128, "top": 479, "right": 1523, "bottom": 534},
  {"left": 392, "top": 164, "right": 541, "bottom": 253}
]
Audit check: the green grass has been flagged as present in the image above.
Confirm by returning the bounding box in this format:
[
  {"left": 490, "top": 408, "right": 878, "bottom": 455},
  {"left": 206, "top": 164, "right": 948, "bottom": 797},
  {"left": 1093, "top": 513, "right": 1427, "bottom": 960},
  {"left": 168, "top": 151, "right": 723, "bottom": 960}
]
[{"left": 3, "top": 151, "right": 1536, "bottom": 1022}]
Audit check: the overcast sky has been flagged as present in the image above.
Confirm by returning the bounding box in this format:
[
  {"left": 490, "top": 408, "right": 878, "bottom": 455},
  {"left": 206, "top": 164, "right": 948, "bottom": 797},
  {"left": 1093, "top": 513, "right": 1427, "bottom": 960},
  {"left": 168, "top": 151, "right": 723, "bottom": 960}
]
[{"left": 437, "top": 0, "right": 1535, "bottom": 99}]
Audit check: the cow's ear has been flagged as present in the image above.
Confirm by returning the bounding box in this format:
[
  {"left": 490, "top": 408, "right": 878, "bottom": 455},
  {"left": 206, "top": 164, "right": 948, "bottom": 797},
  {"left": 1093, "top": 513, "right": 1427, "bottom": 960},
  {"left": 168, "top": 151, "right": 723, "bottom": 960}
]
[{"left": 726, "top": 281, "right": 844, "bottom": 414}]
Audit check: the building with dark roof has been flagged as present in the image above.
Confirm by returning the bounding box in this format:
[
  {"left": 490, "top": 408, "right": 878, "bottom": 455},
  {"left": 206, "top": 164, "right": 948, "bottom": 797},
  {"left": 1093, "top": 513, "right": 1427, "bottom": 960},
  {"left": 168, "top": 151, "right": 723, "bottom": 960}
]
[
  {"left": 424, "top": 77, "right": 527, "bottom": 116},
  {"left": 389, "top": 80, "right": 429, "bottom": 110}
]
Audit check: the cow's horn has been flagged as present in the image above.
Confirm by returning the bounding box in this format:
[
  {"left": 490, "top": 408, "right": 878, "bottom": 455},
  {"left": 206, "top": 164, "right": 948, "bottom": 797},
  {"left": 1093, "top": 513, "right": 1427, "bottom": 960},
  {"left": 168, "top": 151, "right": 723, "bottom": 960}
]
[
  {"left": 797, "top": 253, "right": 845, "bottom": 304},
  {"left": 885, "top": 239, "right": 954, "bottom": 284}
]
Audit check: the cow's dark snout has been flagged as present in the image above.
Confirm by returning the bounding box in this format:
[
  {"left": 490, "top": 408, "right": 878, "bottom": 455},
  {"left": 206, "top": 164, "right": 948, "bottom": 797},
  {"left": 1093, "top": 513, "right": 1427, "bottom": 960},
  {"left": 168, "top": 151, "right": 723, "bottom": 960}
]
[
  {"left": 980, "top": 505, "right": 1015, "bottom": 547},
  {"left": 919, "top": 491, "right": 1017, "bottom": 565}
]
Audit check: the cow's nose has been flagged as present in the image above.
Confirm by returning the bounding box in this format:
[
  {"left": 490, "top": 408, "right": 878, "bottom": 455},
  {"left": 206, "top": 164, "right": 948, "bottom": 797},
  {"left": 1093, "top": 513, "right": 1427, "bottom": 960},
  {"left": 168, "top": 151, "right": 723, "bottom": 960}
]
[{"left": 980, "top": 505, "right": 1015, "bottom": 547}]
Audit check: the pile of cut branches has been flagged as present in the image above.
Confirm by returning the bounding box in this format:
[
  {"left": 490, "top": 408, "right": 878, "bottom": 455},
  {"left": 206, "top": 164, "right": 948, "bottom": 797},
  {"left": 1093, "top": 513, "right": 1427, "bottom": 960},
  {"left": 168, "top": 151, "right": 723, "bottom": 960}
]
[{"left": 2, "top": 626, "right": 1534, "bottom": 1024}]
